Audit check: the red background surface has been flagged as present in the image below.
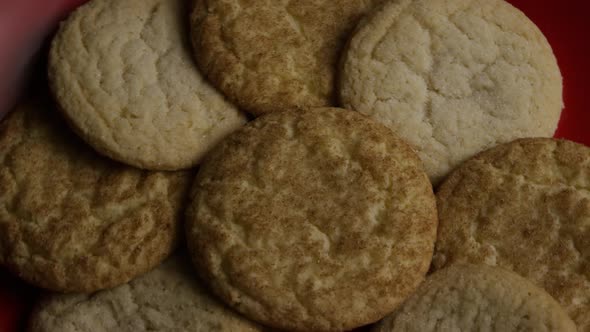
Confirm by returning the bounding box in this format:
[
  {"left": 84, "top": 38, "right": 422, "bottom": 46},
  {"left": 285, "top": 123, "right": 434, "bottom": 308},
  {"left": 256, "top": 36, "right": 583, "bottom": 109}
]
[{"left": 0, "top": 0, "right": 589, "bottom": 331}]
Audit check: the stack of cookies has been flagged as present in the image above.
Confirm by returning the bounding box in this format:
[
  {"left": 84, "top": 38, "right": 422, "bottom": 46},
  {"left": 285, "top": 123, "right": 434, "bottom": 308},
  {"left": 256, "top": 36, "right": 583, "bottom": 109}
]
[{"left": 0, "top": 0, "right": 587, "bottom": 331}]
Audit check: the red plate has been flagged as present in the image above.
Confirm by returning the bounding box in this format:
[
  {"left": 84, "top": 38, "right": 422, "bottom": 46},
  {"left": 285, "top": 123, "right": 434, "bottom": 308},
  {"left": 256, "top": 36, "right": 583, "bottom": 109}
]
[{"left": 0, "top": 0, "right": 588, "bottom": 330}]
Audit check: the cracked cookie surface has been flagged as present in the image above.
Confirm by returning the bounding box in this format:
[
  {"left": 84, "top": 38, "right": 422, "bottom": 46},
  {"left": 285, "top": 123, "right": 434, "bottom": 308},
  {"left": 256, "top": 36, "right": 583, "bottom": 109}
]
[
  {"left": 0, "top": 94, "right": 192, "bottom": 293},
  {"left": 186, "top": 107, "right": 437, "bottom": 331},
  {"left": 27, "top": 255, "right": 263, "bottom": 332},
  {"left": 339, "top": 0, "right": 563, "bottom": 184},
  {"left": 373, "top": 264, "right": 576, "bottom": 332},
  {"left": 434, "top": 138, "right": 590, "bottom": 331},
  {"left": 190, "top": 0, "right": 384, "bottom": 116},
  {"left": 49, "top": 0, "right": 246, "bottom": 170}
]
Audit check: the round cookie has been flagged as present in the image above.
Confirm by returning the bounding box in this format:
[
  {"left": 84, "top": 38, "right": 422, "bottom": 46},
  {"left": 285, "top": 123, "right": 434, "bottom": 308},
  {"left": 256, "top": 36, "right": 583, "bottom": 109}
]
[
  {"left": 373, "top": 264, "right": 577, "bottom": 332},
  {"left": 339, "top": 0, "right": 562, "bottom": 184},
  {"left": 190, "top": 0, "right": 384, "bottom": 116},
  {"left": 0, "top": 94, "right": 192, "bottom": 293},
  {"left": 48, "top": 0, "right": 246, "bottom": 170},
  {"left": 433, "top": 138, "right": 590, "bottom": 330},
  {"left": 27, "top": 255, "right": 264, "bottom": 332},
  {"left": 186, "top": 107, "right": 438, "bottom": 331}
]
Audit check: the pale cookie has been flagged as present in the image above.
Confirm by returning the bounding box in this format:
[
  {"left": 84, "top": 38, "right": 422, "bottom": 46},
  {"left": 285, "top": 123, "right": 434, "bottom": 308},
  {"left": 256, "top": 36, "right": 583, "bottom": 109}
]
[
  {"left": 186, "top": 107, "right": 438, "bottom": 331},
  {"left": 373, "top": 264, "right": 577, "bottom": 332},
  {"left": 190, "top": 0, "right": 384, "bottom": 116},
  {"left": 48, "top": 0, "right": 246, "bottom": 170},
  {"left": 27, "top": 255, "right": 264, "bottom": 332},
  {"left": 434, "top": 138, "right": 590, "bottom": 331},
  {"left": 0, "top": 94, "right": 192, "bottom": 293},
  {"left": 340, "top": 0, "right": 563, "bottom": 184}
]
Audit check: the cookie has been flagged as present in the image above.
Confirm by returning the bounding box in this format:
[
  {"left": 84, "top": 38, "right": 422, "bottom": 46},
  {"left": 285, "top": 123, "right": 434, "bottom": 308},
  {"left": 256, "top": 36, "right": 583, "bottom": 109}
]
[
  {"left": 190, "top": 0, "right": 384, "bottom": 116},
  {"left": 339, "top": 0, "right": 562, "bottom": 184},
  {"left": 434, "top": 138, "right": 590, "bottom": 330},
  {"left": 27, "top": 255, "right": 264, "bottom": 332},
  {"left": 48, "top": 0, "right": 246, "bottom": 170},
  {"left": 0, "top": 94, "right": 192, "bottom": 293},
  {"left": 373, "top": 264, "right": 577, "bottom": 332},
  {"left": 186, "top": 107, "right": 438, "bottom": 331}
]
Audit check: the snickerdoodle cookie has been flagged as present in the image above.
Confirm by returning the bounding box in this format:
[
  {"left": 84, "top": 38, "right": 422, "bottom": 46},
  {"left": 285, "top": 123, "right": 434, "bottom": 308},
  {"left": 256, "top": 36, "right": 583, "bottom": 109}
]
[
  {"left": 186, "top": 107, "right": 437, "bottom": 331},
  {"left": 0, "top": 95, "right": 191, "bottom": 292},
  {"left": 373, "top": 264, "right": 576, "bottom": 332},
  {"left": 340, "top": 0, "right": 562, "bottom": 184},
  {"left": 434, "top": 138, "right": 589, "bottom": 330},
  {"left": 28, "top": 255, "right": 264, "bottom": 332},
  {"left": 190, "top": 0, "right": 384, "bottom": 116},
  {"left": 49, "top": 0, "right": 246, "bottom": 170}
]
